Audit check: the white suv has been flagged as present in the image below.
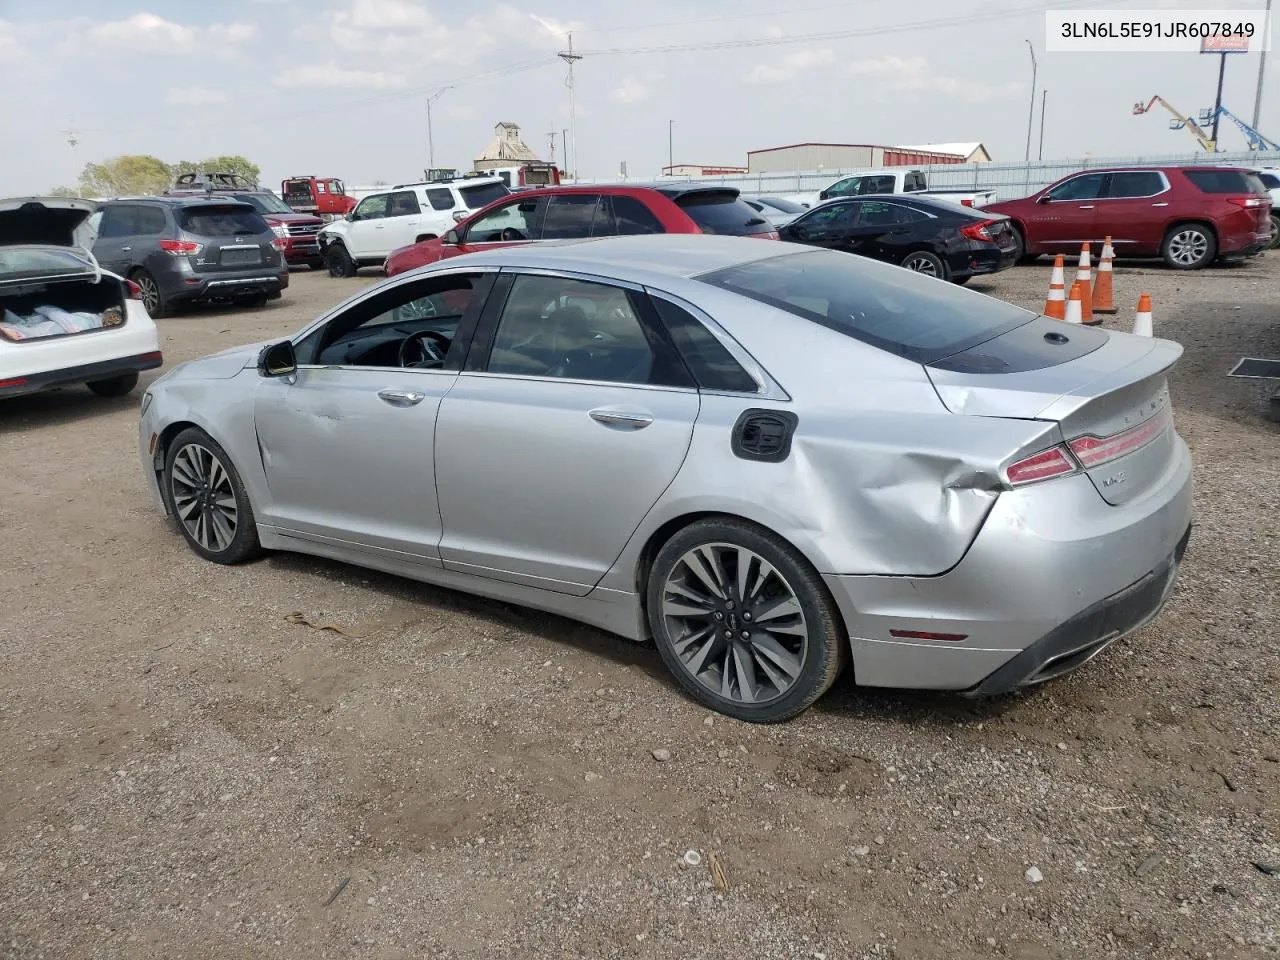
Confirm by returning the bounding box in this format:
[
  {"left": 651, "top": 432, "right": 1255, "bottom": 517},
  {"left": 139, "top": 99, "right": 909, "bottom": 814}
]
[
  {"left": 319, "top": 176, "right": 511, "bottom": 276},
  {"left": 1253, "top": 166, "right": 1280, "bottom": 248}
]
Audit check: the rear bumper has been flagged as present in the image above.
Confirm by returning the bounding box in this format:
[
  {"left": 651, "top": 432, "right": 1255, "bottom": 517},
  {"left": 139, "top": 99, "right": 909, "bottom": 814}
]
[
  {"left": 952, "top": 241, "right": 1017, "bottom": 277},
  {"left": 0, "top": 349, "right": 163, "bottom": 398},
  {"left": 823, "top": 434, "right": 1194, "bottom": 692},
  {"left": 169, "top": 272, "right": 289, "bottom": 303}
]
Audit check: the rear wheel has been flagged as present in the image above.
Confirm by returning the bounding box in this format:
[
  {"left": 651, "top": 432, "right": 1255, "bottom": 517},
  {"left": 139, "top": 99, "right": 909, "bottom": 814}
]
[
  {"left": 86, "top": 372, "right": 139, "bottom": 397},
  {"left": 1162, "top": 223, "right": 1216, "bottom": 270},
  {"left": 1269, "top": 213, "right": 1279, "bottom": 249},
  {"left": 1010, "top": 225, "right": 1037, "bottom": 264},
  {"left": 307, "top": 257, "right": 326, "bottom": 270},
  {"left": 901, "top": 250, "right": 949, "bottom": 280},
  {"left": 163, "top": 427, "right": 261, "bottom": 565},
  {"left": 131, "top": 269, "right": 168, "bottom": 318},
  {"left": 646, "top": 518, "right": 847, "bottom": 723},
  {"left": 326, "top": 243, "right": 357, "bottom": 278}
]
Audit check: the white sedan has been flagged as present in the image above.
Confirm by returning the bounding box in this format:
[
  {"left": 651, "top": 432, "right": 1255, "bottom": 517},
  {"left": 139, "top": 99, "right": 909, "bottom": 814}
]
[{"left": 1, "top": 197, "right": 161, "bottom": 399}]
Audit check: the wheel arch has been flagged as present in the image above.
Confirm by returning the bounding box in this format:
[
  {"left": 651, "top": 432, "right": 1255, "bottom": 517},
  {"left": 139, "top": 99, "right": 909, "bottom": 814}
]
[
  {"left": 414, "top": 233, "right": 438, "bottom": 243},
  {"left": 1162, "top": 218, "right": 1219, "bottom": 244}
]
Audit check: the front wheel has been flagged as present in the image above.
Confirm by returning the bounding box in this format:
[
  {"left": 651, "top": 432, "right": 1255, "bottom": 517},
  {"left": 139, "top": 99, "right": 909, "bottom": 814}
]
[
  {"left": 646, "top": 519, "right": 847, "bottom": 723},
  {"left": 325, "top": 243, "right": 357, "bottom": 278},
  {"left": 163, "top": 427, "right": 261, "bottom": 565},
  {"left": 901, "top": 250, "right": 949, "bottom": 280},
  {"left": 131, "top": 269, "right": 168, "bottom": 318},
  {"left": 86, "top": 372, "right": 139, "bottom": 397},
  {"left": 1162, "top": 223, "right": 1217, "bottom": 270}
]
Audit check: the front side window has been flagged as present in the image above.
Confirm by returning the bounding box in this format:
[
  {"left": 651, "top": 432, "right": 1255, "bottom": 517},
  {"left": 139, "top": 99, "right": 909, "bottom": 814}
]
[
  {"left": 465, "top": 197, "right": 547, "bottom": 242},
  {"left": 824, "top": 177, "right": 864, "bottom": 199},
  {"left": 1106, "top": 171, "right": 1166, "bottom": 198},
  {"left": 486, "top": 274, "right": 685, "bottom": 386},
  {"left": 793, "top": 202, "right": 858, "bottom": 238},
  {"left": 1045, "top": 174, "right": 1106, "bottom": 202},
  {"left": 296, "top": 273, "right": 484, "bottom": 368},
  {"left": 353, "top": 195, "right": 388, "bottom": 221}
]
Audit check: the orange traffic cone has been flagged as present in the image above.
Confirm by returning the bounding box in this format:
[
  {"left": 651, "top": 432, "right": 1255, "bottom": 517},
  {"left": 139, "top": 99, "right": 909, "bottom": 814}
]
[
  {"left": 1092, "top": 237, "right": 1117, "bottom": 315},
  {"left": 1133, "top": 293, "right": 1152, "bottom": 337},
  {"left": 1075, "top": 244, "right": 1095, "bottom": 324},
  {"left": 1043, "top": 254, "right": 1066, "bottom": 319},
  {"left": 1063, "top": 281, "right": 1084, "bottom": 324}
]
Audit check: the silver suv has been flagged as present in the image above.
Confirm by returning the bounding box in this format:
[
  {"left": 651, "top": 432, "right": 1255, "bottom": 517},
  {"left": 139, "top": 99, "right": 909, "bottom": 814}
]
[{"left": 318, "top": 175, "right": 510, "bottom": 277}]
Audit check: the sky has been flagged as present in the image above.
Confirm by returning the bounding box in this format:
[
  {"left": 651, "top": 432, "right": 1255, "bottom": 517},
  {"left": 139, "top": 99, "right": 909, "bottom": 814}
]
[{"left": 0, "top": 0, "right": 1275, "bottom": 194}]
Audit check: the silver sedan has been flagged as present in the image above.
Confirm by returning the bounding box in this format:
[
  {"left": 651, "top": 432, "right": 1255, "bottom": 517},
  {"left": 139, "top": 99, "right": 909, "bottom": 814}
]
[{"left": 139, "top": 235, "right": 1193, "bottom": 723}]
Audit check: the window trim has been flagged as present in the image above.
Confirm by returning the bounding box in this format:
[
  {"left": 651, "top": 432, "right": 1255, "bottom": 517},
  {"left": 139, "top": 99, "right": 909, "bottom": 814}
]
[
  {"left": 1097, "top": 170, "right": 1171, "bottom": 201},
  {"left": 850, "top": 198, "right": 934, "bottom": 225}
]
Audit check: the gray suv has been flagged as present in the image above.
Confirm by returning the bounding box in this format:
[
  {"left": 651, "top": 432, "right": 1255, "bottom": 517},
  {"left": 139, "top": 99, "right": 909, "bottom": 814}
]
[{"left": 90, "top": 197, "right": 288, "bottom": 317}]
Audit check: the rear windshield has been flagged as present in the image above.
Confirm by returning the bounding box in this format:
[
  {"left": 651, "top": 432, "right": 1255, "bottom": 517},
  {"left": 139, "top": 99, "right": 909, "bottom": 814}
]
[
  {"left": 758, "top": 196, "right": 806, "bottom": 214},
  {"left": 179, "top": 206, "right": 268, "bottom": 237},
  {"left": 1183, "top": 169, "right": 1268, "bottom": 194},
  {"left": 699, "top": 249, "right": 1034, "bottom": 364},
  {"left": 235, "top": 193, "right": 294, "bottom": 215},
  {"left": 673, "top": 191, "right": 772, "bottom": 236},
  {"left": 460, "top": 182, "right": 511, "bottom": 210}
]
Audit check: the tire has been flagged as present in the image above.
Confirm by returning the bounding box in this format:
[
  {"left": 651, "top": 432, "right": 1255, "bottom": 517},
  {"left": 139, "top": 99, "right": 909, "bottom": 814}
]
[
  {"left": 326, "top": 243, "right": 357, "bottom": 278},
  {"left": 1162, "top": 223, "right": 1217, "bottom": 270},
  {"left": 131, "top": 268, "right": 168, "bottom": 318},
  {"left": 645, "top": 518, "right": 847, "bottom": 724},
  {"left": 900, "top": 250, "right": 949, "bottom": 280},
  {"left": 1010, "top": 226, "right": 1037, "bottom": 265},
  {"left": 1269, "top": 214, "right": 1279, "bottom": 250},
  {"left": 307, "top": 258, "right": 326, "bottom": 270},
  {"left": 162, "top": 427, "right": 261, "bottom": 565},
  {"left": 86, "top": 372, "right": 139, "bottom": 397}
]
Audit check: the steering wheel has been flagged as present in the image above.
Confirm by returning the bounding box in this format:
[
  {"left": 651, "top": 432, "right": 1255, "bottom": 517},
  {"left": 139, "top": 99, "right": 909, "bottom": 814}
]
[
  {"left": 500, "top": 227, "right": 526, "bottom": 242},
  {"left": 398, "top": 329, "right": 452, "bottom": 368}
]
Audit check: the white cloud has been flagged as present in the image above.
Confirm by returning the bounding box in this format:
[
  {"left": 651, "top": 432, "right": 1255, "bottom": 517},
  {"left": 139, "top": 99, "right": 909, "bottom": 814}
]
[
  {"left": 845, "top": 55, "right": 1022, "bottom": 102},
  {"left": 164, "top": 86, "right": 230, "bottom": 106},
  {"left": 69, "top": 13, "right": 257, "bottom": 55},
  {"left": 611, "top": 77, "right": 649, "bottom": 104},
  {"left": 743, "top": 48, "right": 835, "bottom": 84},
  {"left": 274, "top": 62, "right": 407, "bottom": 89}
]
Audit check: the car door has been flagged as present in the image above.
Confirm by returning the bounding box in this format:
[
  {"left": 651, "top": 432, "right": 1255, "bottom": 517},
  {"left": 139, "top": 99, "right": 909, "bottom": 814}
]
[
  {"left": 91, "top": 204, "right": 138, "bottom": 275},
  {"left": 783, "top": 201, "right": 860, "bottom": 251},
  {"left": 1093, "top": 170, "right": 1170, "bottom": 255},
  {"left": 251, "top": 269, "right": 495, "bottom": 562},
  {"left": 434, "top": 270, "right": 700, "bottom": 596},
  {"left": 1029, "top": 172, "right": 1106, "bottom": 251},
  {"left": 344, "top": 194, "right": 390, "bottom": 259},
  {"left": 382, "top": 190, "right": 425, "bottom": 252},
  {"left": 838, "top": 200, "right": 921, "bottom": 262}
]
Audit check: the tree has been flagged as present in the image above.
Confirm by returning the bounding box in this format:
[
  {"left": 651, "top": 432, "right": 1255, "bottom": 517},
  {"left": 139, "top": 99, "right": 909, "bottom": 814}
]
[
  {"left": 46, "top": 185, "right": 81, "bottom": 198},
  {"left": 79, "top": 155, "right": 172, "bottom": 198},
  {"left": 172, "top": 155, "right": 261, "bottom": 186}
]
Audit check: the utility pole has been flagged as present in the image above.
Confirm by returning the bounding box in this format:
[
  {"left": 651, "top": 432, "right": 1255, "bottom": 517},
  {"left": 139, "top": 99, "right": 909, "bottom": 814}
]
[
  {"left": 61, "top": 129, "right": 80, "bottom": 186},
  {"left": 1024, "top": 40, "right": 1038, "bottom": 162},
  {"left": 558, "top": 32, "right": 582, "bottom": 182},
  {"left": 1211, "top": 51, "right": 1228, "bottom": 150},
  {"left": 562, "top": 129, "right": 568, "bottom": 178},
  {"left": 426, "top": 86, "right": 452, "bottom": 170},
  {"left": 1254, "top": 0, "right": 1273, "bottom": 130},
  {"left": 1038, "top": 89, "right": 1047, "bottom": 160},
  {"left": 547, "top": 129, "right": 557, "bottom": 165},
  {"left": 668, "top": 119, "right": 674, "bottom": 175}
]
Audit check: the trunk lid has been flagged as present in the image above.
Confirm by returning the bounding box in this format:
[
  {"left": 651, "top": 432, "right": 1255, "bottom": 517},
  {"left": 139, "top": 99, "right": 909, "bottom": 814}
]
[
  {"left": 178, "top": 204, "right": 274, "bottom": 274},
  {"left": 0, "top": 197, "right": 97, "bottom": 250},
  {"left": 926, "top": 317, "right": 1182, "bottom": 505}
]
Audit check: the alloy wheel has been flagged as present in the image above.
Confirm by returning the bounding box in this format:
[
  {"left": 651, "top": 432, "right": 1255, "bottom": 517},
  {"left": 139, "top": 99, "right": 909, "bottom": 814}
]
[
  {"left": 1168, "top": 229, "right": 1209, "bottom": 267},
  {"left": 902, "top": 253, "right": 941, "bottom": 277},
  {"left": 659, "top": 543, "right": 809, "bottom": 705},
  {"left": 136, "top": 274, "right": 160, "bottom": 314},
  {"left": 169, "top": 442, "right": 238, "bottom": 553}
]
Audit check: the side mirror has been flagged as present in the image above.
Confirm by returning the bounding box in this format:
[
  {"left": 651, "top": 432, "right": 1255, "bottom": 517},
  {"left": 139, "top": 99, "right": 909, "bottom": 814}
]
[
  {"left": 1036, "top": 194, "right": 1054, "bottom": 204},
  {"left": 443, "top": 229, "right": 460, "bottom": 245},
  {"left": 451, "top": 210, "right": 468, "bottom": 224},
  {"left": 257, "top": 340, "right": 297, "bottom": 378}
]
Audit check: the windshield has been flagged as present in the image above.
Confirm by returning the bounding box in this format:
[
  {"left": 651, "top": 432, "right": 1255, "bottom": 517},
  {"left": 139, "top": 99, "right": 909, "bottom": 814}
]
[
  {"left": 235, "top": 193, "right": 294, "bottom": 215},
  {"left": 699, "top": 249, "right": 1035, "bottom": 364},
  {"left": 673, "top": 191, "right": 772, "bottom": 236},
  {"left": 460, "top": 182, "right": 511, "bottom": 210}
]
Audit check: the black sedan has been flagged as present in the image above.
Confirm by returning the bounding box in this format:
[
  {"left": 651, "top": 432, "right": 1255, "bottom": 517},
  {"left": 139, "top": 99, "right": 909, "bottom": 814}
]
[{"left": 777, "top": 194, "right": 1018, "bottom": 284}]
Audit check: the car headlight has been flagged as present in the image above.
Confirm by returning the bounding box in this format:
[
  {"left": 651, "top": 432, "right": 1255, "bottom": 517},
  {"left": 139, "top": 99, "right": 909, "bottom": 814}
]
[
  {"left": 140, "top": 390, "right": 153, "bottom": 417},
  {"left": 272, "top": 224, "right": 290, "bottom": 239}
]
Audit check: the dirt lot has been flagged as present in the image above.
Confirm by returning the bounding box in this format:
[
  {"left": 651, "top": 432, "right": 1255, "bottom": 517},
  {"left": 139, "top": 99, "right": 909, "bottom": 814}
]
[{"left": 2, "top": 256, "right": 1278, "bottom": 960}]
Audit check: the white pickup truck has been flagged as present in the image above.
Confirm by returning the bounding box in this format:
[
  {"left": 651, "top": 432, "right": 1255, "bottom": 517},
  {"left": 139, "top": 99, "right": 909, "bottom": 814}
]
[{"left": 780, "top": 168, "right": 996, "bottom": 210}]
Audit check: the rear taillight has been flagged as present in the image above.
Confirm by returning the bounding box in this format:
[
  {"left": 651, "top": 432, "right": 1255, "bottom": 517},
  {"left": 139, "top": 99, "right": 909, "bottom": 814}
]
[
  {"left": 1226, "top": 195, "right": 1268, "bottom": 209},
  {"left": 755, "top": 230, "right": 780, "bottom": 240},
  {"left": 1005, "top": 445, "right": 1078, "bottom": 486},
  {"left": 159, "top": 239, "right": 202, "bottom": 256},
  {"left": 959, "top": 219, "right": 1000, "bottom": 242},
  {"left": 1067, "top": 407, "right": 1171, "bottom": 468},
  {"left": 960, "top": 199, "right": 974, "bottom": 207},
  {"left": 125, "top": 280, "right": 143, "bottom": 300},
  {"left": 271, "top": 238, "right": 287, "bottom": 251}
]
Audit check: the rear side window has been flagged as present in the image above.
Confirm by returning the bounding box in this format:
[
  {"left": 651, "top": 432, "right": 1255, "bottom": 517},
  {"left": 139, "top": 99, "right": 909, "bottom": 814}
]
[
  {"left": 1106, "top": 171, "right": 1166, "bottom": 198},
  {"left": 903, "top": 172, "right": 927, "bottom": 192},
  {"left": 651, "top": 297, "right": 758, "bottom": 393},
  {"left": 674, "top": 191, "right": 770, "bottom": 236},
  {"left": 699, "top": 249, "right": 1033, "bottom": 364},
  {"left": 387, "top": 191, "right": 421, "bottom": 216},
  {"left": 98, "top": 205, "right": 138, "bottom": 238},
  {"left": 608, "top": 196, "right": 665, "bottom": 235},
  {"left": 541, "top": 194, "right": 603, "bottom": 239},
  {"left": 459, "top": 182, "right": 510, "bottom": 210},
  {"left": 425, "top": 189, "right": 455, "bottom": 211},
  {"left": 856, "top": 202, "right": 919, "bottom": 226},
  {"left": 179, "top": 206, "right": 268, "bottom": 237},
  {"left": 1183, "top": 169, "right": 1268, "bottom": 194},
  {"left": 136, "top": 206, "right": 167, "bottom": 235},
  {"left": 1258, "top": 173, "right": 1280, "bottom": 189}
]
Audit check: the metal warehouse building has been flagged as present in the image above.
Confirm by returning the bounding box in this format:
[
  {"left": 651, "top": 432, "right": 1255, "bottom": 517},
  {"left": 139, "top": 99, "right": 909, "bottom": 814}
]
[{"left": 746, "top": 142, "right": 988, "bottom": 173}]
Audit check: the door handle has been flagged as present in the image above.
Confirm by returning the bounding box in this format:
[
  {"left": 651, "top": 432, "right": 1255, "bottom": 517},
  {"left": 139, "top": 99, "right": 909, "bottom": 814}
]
[
  {"left": 121, "top": 246, "right": 132, "bottom": 252},
  {"left": 589, "top": 408, "right": 654, "bottom": 429},
  {"left": 1151, "top": 202, "right": 1169, "bottom": 207},
  {"left": 1077, "top": 205, "right": 1095, "bottom": 209},
  {"left": 377, "top": 388, "right": 426, "bottom": 407}
]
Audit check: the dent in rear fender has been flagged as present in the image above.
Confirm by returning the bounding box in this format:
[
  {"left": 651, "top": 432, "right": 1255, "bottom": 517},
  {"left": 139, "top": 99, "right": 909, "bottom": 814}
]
[{"left": 602, "top": 394, "right": 1061, "bottom": 583}]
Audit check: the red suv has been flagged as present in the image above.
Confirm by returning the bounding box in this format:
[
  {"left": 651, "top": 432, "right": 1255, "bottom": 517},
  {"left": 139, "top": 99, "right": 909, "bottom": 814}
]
[
  {"left": 384, "top": 183, "right": 777, "bottom": 277},
  {"left": 985, "top": 165, "right": 1271, "bottom": 270}
]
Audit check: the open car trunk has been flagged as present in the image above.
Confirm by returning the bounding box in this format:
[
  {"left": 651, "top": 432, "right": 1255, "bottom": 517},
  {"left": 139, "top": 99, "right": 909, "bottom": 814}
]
[{"left": 1, "top": 271, "right": 128, "bottom": 342}]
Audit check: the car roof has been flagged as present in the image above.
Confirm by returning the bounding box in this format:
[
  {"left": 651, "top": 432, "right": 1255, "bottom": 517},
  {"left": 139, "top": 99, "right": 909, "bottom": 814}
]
[
  {"left": 430, "top": 233, "right": 787, "bottom": 280},
  {"left": 391, "top": 176, "right": 507, "bottom": 189},
  {"left": 105, "top": 195, "right": 257, "bottom": 208}
]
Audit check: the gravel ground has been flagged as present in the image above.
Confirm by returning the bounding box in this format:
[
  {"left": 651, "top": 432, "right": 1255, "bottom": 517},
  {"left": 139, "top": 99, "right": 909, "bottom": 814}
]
[{"left": 2, "top": 256, "right": 1277, "bottom": 960}]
